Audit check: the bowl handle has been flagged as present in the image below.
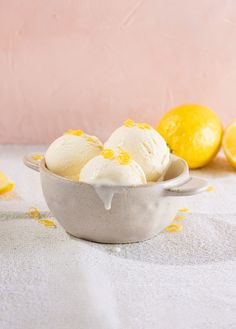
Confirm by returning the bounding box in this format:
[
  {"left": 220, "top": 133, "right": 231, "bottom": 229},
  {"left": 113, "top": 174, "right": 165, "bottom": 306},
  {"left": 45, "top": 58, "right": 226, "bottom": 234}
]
[
  {"left": 23, "top": 153, "right": 44, "bottom": 172},
  {"left": 164, "top": 176, "right": 208, "bottom": 196}
]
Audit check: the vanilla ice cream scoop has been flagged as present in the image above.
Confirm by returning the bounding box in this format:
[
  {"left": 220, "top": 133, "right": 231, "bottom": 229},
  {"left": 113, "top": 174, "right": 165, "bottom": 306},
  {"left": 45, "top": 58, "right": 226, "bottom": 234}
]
[
  {"left": 105, "top": 120, "right": 170, "bottom": 182},
  {"left": 45, "top": 130, "right": 103, "bottom": 180},
  {"left": 80, "top": 149, "right": 147, "bottom": 186}
]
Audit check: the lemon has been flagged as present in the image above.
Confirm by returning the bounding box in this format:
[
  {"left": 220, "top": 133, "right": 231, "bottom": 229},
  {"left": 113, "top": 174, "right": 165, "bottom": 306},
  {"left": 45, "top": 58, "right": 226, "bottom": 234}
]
[
  {"left": 157, "top": 104, "right": 222, "bottom": 168},
  {"left": 0, "top": 171, "right": 14, "bottom": 194},
  {"left": 222, "top": 119, "right": 236, "bottom": 168}
]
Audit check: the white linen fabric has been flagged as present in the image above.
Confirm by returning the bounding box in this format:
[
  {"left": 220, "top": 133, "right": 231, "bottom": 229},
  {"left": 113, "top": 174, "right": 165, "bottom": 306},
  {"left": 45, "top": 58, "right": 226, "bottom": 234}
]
[{"left": 0, "top": 146, "right": 236, "bottom": 329}]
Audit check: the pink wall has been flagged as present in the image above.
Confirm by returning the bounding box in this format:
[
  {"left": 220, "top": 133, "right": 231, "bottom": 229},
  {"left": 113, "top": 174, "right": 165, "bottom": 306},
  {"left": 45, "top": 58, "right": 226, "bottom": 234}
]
[{"left": 1, "top": 0, "right": 236, "bottom": 144}]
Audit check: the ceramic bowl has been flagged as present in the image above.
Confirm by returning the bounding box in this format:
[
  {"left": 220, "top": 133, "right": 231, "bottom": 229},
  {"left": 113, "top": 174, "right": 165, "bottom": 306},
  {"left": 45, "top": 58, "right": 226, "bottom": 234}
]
[{"left": 24, "top": 154, "right": 207, "bottom": 243}]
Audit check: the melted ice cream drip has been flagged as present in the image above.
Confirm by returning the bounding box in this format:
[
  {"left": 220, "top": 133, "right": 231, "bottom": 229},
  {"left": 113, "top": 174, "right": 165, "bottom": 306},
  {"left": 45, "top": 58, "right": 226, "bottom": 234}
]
[{"left": 93, "top": 185, "right": 124, "bottom": 210}]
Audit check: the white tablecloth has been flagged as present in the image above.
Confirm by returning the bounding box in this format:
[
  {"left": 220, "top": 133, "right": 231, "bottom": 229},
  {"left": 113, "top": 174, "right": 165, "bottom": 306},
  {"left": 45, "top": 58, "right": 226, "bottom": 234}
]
[{"left": 0, "top": 146, "right": 236, "bottom": 329}]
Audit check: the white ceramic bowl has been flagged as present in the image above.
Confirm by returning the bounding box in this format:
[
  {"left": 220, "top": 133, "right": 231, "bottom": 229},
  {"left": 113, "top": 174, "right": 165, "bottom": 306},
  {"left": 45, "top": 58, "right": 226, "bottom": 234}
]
[{"left": 24, "top": 154, "right": 207, "bottom": 243}]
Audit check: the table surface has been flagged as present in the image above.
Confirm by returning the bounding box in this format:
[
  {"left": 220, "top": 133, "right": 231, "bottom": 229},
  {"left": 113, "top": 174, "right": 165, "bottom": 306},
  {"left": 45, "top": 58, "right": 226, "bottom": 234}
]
[{"left": 0, "top": 145, "right": 236, "bottom": 329}]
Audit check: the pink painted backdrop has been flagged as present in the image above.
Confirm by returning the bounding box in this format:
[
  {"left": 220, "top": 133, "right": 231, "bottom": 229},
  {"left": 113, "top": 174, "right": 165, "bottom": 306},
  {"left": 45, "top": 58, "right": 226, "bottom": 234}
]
[{"left": 0, "top": 0, "right": 236, "bottom": 144}]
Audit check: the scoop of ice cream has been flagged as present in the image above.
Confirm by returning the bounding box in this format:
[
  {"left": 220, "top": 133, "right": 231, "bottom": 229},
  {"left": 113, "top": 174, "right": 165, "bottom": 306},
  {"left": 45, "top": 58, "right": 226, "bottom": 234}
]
[
  {"left": 80, "top": 148, "right": 147, "bottom": 186},
  {"left": 105, "top": 120, "right": 170, "bottom": 182},
  {"left": 45, "top": 129, "right": 103, "bottom": 180}
]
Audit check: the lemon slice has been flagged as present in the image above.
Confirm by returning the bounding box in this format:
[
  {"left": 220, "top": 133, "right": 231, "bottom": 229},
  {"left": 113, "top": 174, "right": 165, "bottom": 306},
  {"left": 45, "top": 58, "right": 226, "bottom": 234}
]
[
  {"left": 223, "top": 119, "right": 236, "bottom": 168},
  {"left": 0, "top": 172, "right": 14, "bottom": 194}
]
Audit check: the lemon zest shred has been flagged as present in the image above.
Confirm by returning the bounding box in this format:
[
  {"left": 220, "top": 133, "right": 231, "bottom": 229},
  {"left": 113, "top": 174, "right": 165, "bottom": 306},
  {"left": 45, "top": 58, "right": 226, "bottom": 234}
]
[
  {"left": 137, "top": 122, "right": 152, "bottom": 130},
  {"left": 165, "top": 223, "right": 183, "bottom": 232},
  {"left": 178, "top": 208, "right": 189, "bottom": 212},
  {"left": 175, "top": 215, "right": 185, "bottom": 220},
  {"left": 116, "top": 149, "right": 132, "bottom": 165},
  {"left": 206, "top": 185, "right": 214, "bottom": 192},
  {"left": 64, "top": 129, "right": 84, "bottom": 136},
  {"left": 32, "top": 154, "right": 44, "bottom": 161},
  {"left": 38, "top": 219, "right": 56, "bottom": 227},
  {"left": 101, "top": 149, "right": 115, "bottom": 159},
  {"left": 27, "top": 207, "right": 40, "bottom": 219},
  {"left": 124, "top": 119, "right": 135, "bottom": 127}
]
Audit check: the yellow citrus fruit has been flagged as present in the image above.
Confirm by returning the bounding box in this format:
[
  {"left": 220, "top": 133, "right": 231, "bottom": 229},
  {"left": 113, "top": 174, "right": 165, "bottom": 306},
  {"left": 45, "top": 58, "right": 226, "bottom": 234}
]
[
  {"left": 0, "top": 171, "right": 14, "bottom": 194},
  {"left": 222, "top": 119, "right": 236, "bottom": 168},
  {"left": 157, "top": 104, "right": 223, "bottom": 168}
]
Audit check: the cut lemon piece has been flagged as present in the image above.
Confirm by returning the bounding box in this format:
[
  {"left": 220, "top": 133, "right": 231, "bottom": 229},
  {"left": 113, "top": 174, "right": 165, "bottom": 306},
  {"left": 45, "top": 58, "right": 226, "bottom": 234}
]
[
  {"left": 0, "top": 182, "right": 14, "bottom": 194},
  {"left": 0, "top": 172, "right": 14, "bottom": 194},
  {"left": 223, "top": 120, "right": 236, "bottom": 168}
]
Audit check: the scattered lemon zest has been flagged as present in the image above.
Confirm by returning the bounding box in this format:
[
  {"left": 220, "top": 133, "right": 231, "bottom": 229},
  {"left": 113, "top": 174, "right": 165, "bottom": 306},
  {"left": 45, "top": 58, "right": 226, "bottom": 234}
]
[
  {"left": 32, "top": 154, "right": 43, "bottom": 161},
  {"left": 175, "top": 215, "right": 185, "bottom": 220},
  {"left": 28, "top": 207, "right": 40, "bottom": 219},
  {"left": 165, "top": 223, "right": 183, "bottom": 232},
  {"left": 178, "top": 208, "right": 189, "bottom": 212},
  {"left": 38, "top": 219, "right": 56, "bottom": 227},
  {"left": 65, "top": 129, "right": 84, "bottom": 136},
  {"left": 27, "top": 207, "right": 56, "bottom": 228},
  {"left": 124, "top": 119, "right": 135, "bottom": 127},
  {"left": 206, "top": 185, "right": 214, "bottom": 192},
  {"left": 101, "top": 149, "right": 115, "bottom": 159},
  {"left": 137, "top": 122, "right": 152, "bottom": 130},
  {"left": 116, "top": 149, "right": 132, "bottom": 165}
]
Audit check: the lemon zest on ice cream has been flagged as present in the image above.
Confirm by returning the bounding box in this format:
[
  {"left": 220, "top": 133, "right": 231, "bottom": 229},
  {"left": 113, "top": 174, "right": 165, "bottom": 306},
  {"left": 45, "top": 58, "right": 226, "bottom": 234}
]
[
  {"left": 137, "top": 122, "right": 152, "bottom": 130},
  {"left": 124, "top": 119, "right": 135, "bottom": 127},
  {"left": 86, "top": 136, "right": 95, "bottom": 143},
  {"left": 116, "top": 150, "right": 132, "bottom": 165},
  {"left": 64, "top": 129, "right": 84, "bottom": 136},
  {"left": 101, "top": 149, "right": 115, "bottom": 159},
  {"left": 86, "top": 136, "right": 103, "bottom": 149}
]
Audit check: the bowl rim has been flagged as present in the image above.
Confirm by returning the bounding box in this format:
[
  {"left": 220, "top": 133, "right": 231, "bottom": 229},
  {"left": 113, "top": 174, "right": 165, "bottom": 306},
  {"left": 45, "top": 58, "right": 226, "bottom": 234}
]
[{"left": 40, "top": 154, "right": 190, "bottom": 189}]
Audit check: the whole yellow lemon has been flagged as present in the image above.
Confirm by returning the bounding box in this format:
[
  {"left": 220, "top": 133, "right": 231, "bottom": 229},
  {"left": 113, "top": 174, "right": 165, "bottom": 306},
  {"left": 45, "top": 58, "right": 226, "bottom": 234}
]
[{"left": 157, "top": 104, "right": 223, "bottom": 168}]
